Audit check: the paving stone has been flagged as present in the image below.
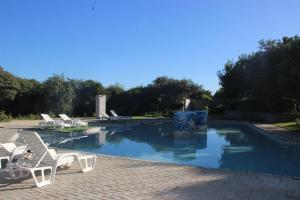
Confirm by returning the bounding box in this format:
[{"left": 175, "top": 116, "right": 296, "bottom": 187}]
[{"left": 0, "top": 155, "right": 299, "bottom": 200}]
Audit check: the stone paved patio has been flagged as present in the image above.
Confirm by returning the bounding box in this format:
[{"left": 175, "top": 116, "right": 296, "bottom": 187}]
[
  {"left": 253, "top": 123, "right": 300, "bottom": 144},
  {"left": 0, "top": 155, "right": 300, "bottom": 200}
]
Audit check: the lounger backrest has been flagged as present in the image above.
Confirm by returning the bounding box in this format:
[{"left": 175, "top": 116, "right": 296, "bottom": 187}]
[
  {"left": 110, "top": 110, "right": 118, "bottom": 117},
  {"left": 59, "top": 114, "right": 72, "bottom": 121},
  {"left": 0, "top": 143, "right": 16, "bottom": 153},
  {"left": 0, "top": 144, "right": 9, "bottom": 157},
  {"left": 100, "top": 112, "right": 110, "bottom": 118},
  {"left": 16, "top": 131, "right": 54, "bottom": 168},
  {"left": 41, "top": 114, "right": 54, "bottom": 122}
]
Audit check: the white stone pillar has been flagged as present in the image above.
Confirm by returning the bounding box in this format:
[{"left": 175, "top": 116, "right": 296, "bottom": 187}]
[
  {"left": 96, "top": 95, "right": 106, "bottom": 118},
  {"left": 183, "top": 98, "right": 191, "bottom": 111}
]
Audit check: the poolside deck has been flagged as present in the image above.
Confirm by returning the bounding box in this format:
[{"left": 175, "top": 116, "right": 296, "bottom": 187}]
[
  {"left": 253, "top": 123, "right": 300, "bottom": 144},
  {"left": 1, "top": 155, "right": 299, "bottom": 200},
  {"left": 0, "top": 120, "right": 300, "bottom": 200}
]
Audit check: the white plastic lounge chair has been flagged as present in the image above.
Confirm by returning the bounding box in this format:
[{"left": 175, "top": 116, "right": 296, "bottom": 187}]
[
  {"left": 0, "top": 141, "right": 27, "bottom": 170},
  {"left": 7, "top": 131, "right": 97, "bottom": 187},
  {"left": 39, "top": 114, "right": 71, "bottom": 128},
  {"left": 99, "top": 112, "right": 115, "bottom": 120},
  {"left": 0, "top": 133, "right": 21, "bottom": 170},
  {"left": 59, "top": 114, "right": 88, "bottom": 127},
  {"left": 101, "top": 112, "right": 109, "bottom": 118},
  {"left": 110, "top": 110, "right": 132, "bottom": 120},
  {"left": 0, "top": 143, "right": 16, "bottom": 170},
  {"left": 110, "top": 110, "right": 119, "bottom": 117}
]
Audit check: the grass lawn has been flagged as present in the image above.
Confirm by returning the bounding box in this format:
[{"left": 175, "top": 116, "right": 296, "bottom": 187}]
[
  {"left": 59, "top": 127, "right": 90, "bottom": 132},
  {"left": 132, "top": 116, "right": 168, "bottom": 119},
  {"left": 273, "top": 122, "right": 300, "bottom": 132},
  {"left": 41, "top": 126, "right": 90, "bottom": 133}
]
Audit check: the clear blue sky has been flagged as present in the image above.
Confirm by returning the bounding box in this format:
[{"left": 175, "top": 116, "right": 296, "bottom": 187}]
[{"left": 1, "top": 0, "right": 299, "bottom": 93}]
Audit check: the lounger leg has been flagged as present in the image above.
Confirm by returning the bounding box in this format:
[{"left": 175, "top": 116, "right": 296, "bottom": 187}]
[
  {"left": 30, "top": 166, "right": 54, "bottom": 187},
  {"left": 77, "top": 155, "right": 97, "bottom": 172},
  {"left": 0, "top": 156, "right": 9, "bottom": 169},
  {"left": 8, "top": 166, "right": 30, "bottom": 180}
]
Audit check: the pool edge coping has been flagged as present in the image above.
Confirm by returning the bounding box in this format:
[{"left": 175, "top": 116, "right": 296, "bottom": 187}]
[{"left": 54, "top": 147, "right": 300, "bottom": 181}]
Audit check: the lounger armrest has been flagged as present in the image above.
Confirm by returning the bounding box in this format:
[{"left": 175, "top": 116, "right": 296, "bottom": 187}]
[
  {"left": 8, "top": 145, "right": 28, "bottom": 162},
  {"left": 56, "top": 152, "right": 79, "bottom": 161},
  {"left": 53, "top": 152, "right": 78, "bottom": 166}
]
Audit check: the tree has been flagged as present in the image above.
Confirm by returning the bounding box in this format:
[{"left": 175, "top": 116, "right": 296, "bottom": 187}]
[
  {"left": 8, "top": 78, "right": 44, "bottom": 116},
  {"left": 0, "top": 68, "right": 212, "bottom": 117},
  {"left": 42, "top": 75, "right": 75, "bottom": 115},
  {"left": 215, "top": 36, "right": 300, "bottom": 115},
  {"left": 107, "top": 76, "right": 212, "bottom": 116},
  {"left": 0, "top": 67, "right": 20, "bottom": 101},
  {"left": 106, "top": 84, "right": 124, "bottom": 97},
  {"left": 72, "top": 80, "right": 105, "bottom": 116}
]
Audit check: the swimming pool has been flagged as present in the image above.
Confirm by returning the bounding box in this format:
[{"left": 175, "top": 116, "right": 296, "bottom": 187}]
[{"left": 38, "top": 121, "right": 300, "bottom": 177}]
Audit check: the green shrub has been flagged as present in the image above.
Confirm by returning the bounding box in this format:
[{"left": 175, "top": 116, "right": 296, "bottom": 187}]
[
  {"left": 16, "top": 114, "right": 40, "bottom": 120},
  {"left": 0, "top": 111, "right": 12, "bottom": 122},
  {"left": 144, "top": 112, "right": 164, "bottom": 118},
  {"left": 296, "top": 118, "right": 300, "bottom": 128}
]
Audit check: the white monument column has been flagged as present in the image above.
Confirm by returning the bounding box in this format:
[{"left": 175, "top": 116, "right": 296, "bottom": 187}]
[
  {"left": 96, "top": 95, "right": 106, "bottom": 118},
  {"left": 183, "top": 98, "right": 191, "bottom": 111}
]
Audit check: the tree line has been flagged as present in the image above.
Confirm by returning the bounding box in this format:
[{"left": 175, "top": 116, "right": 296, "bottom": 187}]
[
  {"left": 0, "top": 67, "right": 211, "bottom": 118},
  {"left": 1, "top": 35, "right": 299, "bottom": 120},
  {"left": 212, "top": 36, "right": 300, "bottom": 120}
]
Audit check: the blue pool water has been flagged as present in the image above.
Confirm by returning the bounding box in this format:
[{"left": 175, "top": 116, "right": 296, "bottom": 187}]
[{"left": 39, "top": 121, "right": 300, "bottom": 177}]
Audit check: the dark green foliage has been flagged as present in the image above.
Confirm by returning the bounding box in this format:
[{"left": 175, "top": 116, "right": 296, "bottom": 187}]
[
  {"left": 0, "top": 67, "right": 20, "bottom": 101},
  {"left": 0, "top": 111, "right": 12, "bottom": 122},
  {"left": 9, "top": 78, "right": 44, "bottom": 116},
  {"left": 214, "top": 36, "right": 300, "bottom": 116},
  {"left": 0, "top": 68, "right": 211, "bottom": 117},
  {"left": 290, "top": 99, "right": 300, "bottom": 127},
  {"left": 71, "top": 80, "right": 105, "bottom": 117},
  {"left": 42, "top": 75, "right": 75, "bottom": 115},
  {"left": 107, "top": 77, "right": 211, "bottom": 116},
  {"left": 106, "top": 84, "right": 124, "bottom": 97}
]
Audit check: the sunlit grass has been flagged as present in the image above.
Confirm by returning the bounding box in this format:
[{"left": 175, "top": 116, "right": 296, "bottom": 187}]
[
  {"left": 132, "top": 115, "right": 168, "bottom": 119},
  {"left": 43, "top": 126, "right": 90, "bottom": 133},
  {"left": 273, "top": 122, "right": 300, "bottom": 132}
]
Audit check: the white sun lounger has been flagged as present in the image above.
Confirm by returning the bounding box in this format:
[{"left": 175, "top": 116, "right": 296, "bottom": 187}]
[
  {"left": 0, "top": 143, "right": 17, "bottom": 170},
  {"left": 0, "top": 143, "right": 27, "bottom": 171},
  {"left": 110, "top": 110, "right": 119, "bottom": 117},
  {"left": 7, "top": 131, "right": 97, "bottom": 187},
  {"left": 110, "top": 110, "right": 132, "bottom": 120},
  {"left": 99, "top": 112, "right": 115, "bottom": 120},
  {"left": 59, "top": 114, "right": 88, "bottom": 127},
  {"left": 39, "top": 114, "right": 71, "bottom": 128}
]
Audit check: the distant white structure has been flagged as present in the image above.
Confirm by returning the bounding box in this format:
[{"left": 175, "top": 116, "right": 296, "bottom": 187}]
[
  {"left": 95, "top": 95, "right": 106, "bottom": 118},
  {"left": 183, "top": 98, "right": 191, "bottom": 111}
]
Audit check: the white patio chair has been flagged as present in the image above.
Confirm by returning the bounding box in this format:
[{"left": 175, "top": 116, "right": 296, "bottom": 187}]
[
  {"left": 0, "top": 143, "right": 16, "bottom": 170},
  {"left": 39, "top": 114, "right": 71, "bottom": 128},
  {"left": 7, "top": 131, "right": 97, "bottom": 187},
  {"left": 110, "top": 110, "right": 132, "bottom": 120},
  {"left": 110, "top": 110, "right": 119, "bottom": 117},
  {"left": 99, "top": 112, "right": 115, "bottom": 120},
  {"left": 0, "top": 133, "right": 27, "bottom": 170},
  {"left": 59, "top": 114, "right": 88, "bottom": 127}
]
